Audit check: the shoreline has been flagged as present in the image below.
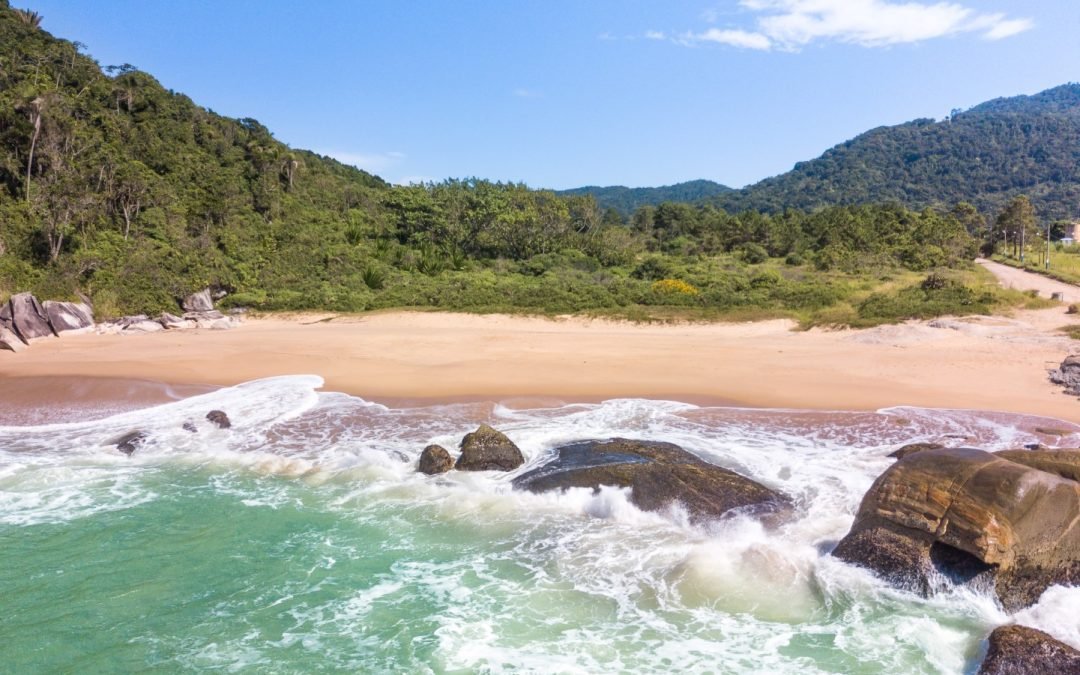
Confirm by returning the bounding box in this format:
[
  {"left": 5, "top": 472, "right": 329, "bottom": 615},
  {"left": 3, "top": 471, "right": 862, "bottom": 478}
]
[{"left": 3, "top": 309, "right": 1080, "bottom": 423}]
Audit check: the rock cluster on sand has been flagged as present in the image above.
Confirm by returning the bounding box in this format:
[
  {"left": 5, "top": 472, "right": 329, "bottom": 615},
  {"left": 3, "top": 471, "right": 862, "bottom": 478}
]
[
  {"left": 832, "top": 446, "right": 1080, "bottom": 612},
  {"left": 455, "top": 424, "right": 525, "bottom": 471},
  {"left": 1050, "top": 354, "right": 1080, "bottom": 396},
  {"left": 0, "top": 287, "right": 241, "bottom": 353},
  {"left": 513, "top": 438, "right": 790, "bottom": 524},
  {"left": 977, "top": 625, "right": 1080, "bottom": 674}
]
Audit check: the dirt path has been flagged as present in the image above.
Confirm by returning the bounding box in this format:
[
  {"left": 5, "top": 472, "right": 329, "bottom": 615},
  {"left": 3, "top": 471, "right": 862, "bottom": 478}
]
[{"left": 976, "top": 258, "right": 1080, "bottom": 303}]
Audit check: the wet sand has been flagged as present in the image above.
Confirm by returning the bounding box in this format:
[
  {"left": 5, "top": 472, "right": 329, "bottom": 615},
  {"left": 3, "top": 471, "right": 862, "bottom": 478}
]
[{"left": 2, "top": 309, "right": 1080, "bottom": 423}]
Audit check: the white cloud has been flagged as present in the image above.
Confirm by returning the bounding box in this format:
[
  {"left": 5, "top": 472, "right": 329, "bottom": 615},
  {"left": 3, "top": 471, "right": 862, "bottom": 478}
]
[
  {"left": 513, "top": 88, "right": 543, "bottom": 99},
  {"left": 320, "top": 150, "right": 405, "bottom": 173},
  {"left": 671, "top": 0, "right": 1033, "bottom": 51},
  {"left": 645, "top": 30, "right": 667, "bottom": 40}
]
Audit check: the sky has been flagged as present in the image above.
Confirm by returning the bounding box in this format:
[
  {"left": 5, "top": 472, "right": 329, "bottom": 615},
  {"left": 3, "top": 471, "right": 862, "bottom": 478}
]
[{"left": 22, "top": 0, "right": 1080, "bottom": 189}]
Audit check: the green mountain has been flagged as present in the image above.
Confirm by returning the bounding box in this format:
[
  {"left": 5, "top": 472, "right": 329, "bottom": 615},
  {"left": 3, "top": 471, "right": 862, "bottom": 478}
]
[
  {"left": 719, "top": 83, "right": 1080, "bottom": 220},
  {"left": 557, "top": 180, "right": 733, "bottom": 218}
]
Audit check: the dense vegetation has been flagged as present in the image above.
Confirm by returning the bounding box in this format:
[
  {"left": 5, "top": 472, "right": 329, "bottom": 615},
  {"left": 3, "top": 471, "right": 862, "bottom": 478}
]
[
  {"left": 0, "top": 2, "right": 1053, "bottom": 326},
  {"left": 557, "top": 180, "right": 732, "bottom": 218},
  {"left": 567, "top": 85, "right": 1080, "bottom": 222}
]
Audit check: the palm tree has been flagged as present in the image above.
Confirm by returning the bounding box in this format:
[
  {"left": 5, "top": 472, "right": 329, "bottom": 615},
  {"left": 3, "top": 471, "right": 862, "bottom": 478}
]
[{"left": 14, "top": 9, "right": 43, "bottom": 28}]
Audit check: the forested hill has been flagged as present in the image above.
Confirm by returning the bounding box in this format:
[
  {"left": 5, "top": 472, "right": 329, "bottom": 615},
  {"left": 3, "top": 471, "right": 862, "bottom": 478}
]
[
  {"left": 715, "top": 83, "right": 1080, "bottom": 219},
  {"left": 557, "top": 180, "right": 733, "bottom": 217}
]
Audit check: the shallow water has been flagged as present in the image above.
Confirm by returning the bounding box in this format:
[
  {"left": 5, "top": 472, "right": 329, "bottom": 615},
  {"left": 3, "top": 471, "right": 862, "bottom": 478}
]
[{"left": 1, "top": 375, "right": 1078, "bottom": 673}]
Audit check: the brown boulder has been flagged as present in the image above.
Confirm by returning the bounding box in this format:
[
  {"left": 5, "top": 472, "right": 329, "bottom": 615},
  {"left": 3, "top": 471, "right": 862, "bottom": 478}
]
[
  {"left": 888, "top": 442, "right": 945, "bottom": 459},
  {"left": 6, "top": 292, "right": 56, "bottom": 341},
  {"left": 113, "top": 430, "right": 148, "bottom": 456},
  {"left": 978, "top": 625, "right": 1080, "bottom": 674},
  {"left": 513, "top": 438, "right": 790, "bottom": 524},
  {"left": 206, "top": 410, "right": 231, "bottom": 429},
  {"left": 833, "top": 447, "right": 1080, "bottom": 610},
  {"left": 455, "top": 424, "right": 524, "bottom": 471},
  {"left": 42, "top": 300, "right": 94, "bottom": 334},
  {"left": 0, "top": 324, "right": 25, "bottom": 352},
  {"left": 995, "top": 449, "right": 1080, "bottom": 482},
  {"left": 418, "top": 444, "right": 453, "bottom": 474}
]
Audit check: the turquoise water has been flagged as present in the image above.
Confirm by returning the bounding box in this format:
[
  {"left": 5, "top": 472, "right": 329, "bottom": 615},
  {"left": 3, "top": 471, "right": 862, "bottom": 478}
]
[{"left": 2, "top": 376, "right": 1078, "bottom": 673}]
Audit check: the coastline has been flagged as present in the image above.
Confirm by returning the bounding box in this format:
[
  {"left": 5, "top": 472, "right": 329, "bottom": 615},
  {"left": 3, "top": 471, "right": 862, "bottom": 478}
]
[{"left": 3, "top": 308, "right": 1080, "bottom": 423}]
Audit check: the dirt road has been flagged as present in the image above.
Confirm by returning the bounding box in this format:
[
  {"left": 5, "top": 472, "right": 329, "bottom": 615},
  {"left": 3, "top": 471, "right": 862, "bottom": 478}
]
[{"left": 976, "top": 258, "right": 1080, "bottom": 303}]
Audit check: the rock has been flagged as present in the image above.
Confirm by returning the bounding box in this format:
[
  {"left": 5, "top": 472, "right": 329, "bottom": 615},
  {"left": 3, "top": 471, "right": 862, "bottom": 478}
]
[
  {"left": 123, "top": 319, "right": 164, "bottom": 333},
  {"left": 1050, "top": 355, "right": 1080, "bottom": 397},
  {"left": 182, "top": 421, "right": 198, "bottom": 433},
  {"left": 833, "top": 447, "right": 1080, "bottom": 611},
  {"left": 157, "top": 312, "right": 194, "bottom": 330},
  {"left": 888, "top": 442, "right": 945, "bottom": 459},
  {"left": 113, "top": 430, "right": 147, "bottom": 455},
  {"left": 0, "top": 324, "right": 26, "bottom": 352},
  {"left": 7, "top": 292, "right": 56, "bottom": 341},
  {"left": 513, "top": 438, "right": 791, "bottom": 524},
  {"left": 455, "top": 424, "right": 525, "bottom": 471},
  {"left": 206, "top": 410, "right": 231, "bottom": 429},
  {"left": 996, "top": 449, "right": 1080, "bottom": 482},
  {"left": 42, "top": 300, "right": 94, "bottom": 334},
  {"left": 418, "top": 444, "right": 453, "bottom": 474},
  {"left": 181, "top": 288, "right": 214, "bottom": 312},
  {"left": 978, "top": 625, "right": 1080, "bottom": 674}
]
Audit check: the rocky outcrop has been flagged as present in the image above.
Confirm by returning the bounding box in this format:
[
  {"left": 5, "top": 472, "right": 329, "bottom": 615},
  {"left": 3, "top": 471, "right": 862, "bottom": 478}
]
[
  {"left": 455, "top": 424, "right": 525, "bottom": 471},
  {"left": 206, "top": 410, "right": 231, "bottom": 429},
  {"left": 833, "top": 447, "right": 1080, "bottom": 610},
  {"left": 42, "top": 300, "right": 94, "bottom": 334},
  {"left": 1050, "top": 355, "right": 1080, "bottom": 397},
  {"left": 181, "top": 288, "right": 214, "bottom": 312},
  {"left": 418, "top": 444, "right": 453, "bottom": 474},
  {"left": 5, "top": 292, "right": 56, "bottom": 341},
  {"left": 888, "top": 442, "right": 945, "bottom": 460},
  {"left": 513, "top": 438, "right": 790, "bottom": 524},
  {"left": 978, "top": 625, "right": 1080, "bottom": 674},
  {"left": 113, "top": 430, "right": 148, "bottom": 455}
]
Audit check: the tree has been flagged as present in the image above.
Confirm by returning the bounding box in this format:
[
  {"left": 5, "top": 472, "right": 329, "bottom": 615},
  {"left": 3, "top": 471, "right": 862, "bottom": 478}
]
[{"left": 995, "top": 195, "right": 1037, "bottom": 261}]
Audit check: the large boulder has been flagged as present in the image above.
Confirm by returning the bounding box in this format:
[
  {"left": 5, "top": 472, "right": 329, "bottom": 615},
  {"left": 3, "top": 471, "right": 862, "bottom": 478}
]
[
  {"left": 995, "top": 449, "right": 1080, "bottom": 482},
  {"left": 181, "top": 288, "right": 214, "bottom": 312},
  {"left": 206, "top": 410, "right": 231, "bottom": 429},
  {"left": 513, "top": 438, "right": 790, "bottom": 524},
  {"left": 123, "top": 319, "right": 164, "bottom": 334},
  {"left": 42, "top": 300, "right": 94, "bottom": 334},
  {"left": 833, "top": 447, "right": 1080, "bottom": 610},
  {"left": 112, "top": 430, "right": 148, "bottom": 456},
  {"left": 455, "top": 424, "right": 525, "bottom": 471},
  {"left": 418, "top": 444, "right": 453, "bottom": 475},
  {"left": 888, "top": 442, "right": 944, "bottom": 460},
  {"left": 978, "top": 625, "right": 1080, "bottom": 674},
  {"left": 6, "top": 292, "right": 56, "bottom": 341}
]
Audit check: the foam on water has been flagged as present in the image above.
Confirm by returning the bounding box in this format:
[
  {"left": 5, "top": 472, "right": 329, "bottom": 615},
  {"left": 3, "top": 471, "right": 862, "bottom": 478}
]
[{"left": 2, "top": 374, "right": 1078, "bottom": 672}]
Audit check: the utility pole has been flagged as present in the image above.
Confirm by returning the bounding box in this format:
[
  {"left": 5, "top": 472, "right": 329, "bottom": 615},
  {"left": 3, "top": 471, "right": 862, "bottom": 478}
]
[
  {"left": 1046, "top": 220, "right": 1052, "bottom": 269},
  {"left": 1020, "top": 223, "right": 1025, "bottom": 263}
]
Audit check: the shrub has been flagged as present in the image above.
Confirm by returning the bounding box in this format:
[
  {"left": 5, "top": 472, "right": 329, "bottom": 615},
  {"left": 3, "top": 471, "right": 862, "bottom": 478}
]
[
  {"left": 651, "top": 278, "right": 700, "bottom": 296},
  {"left": 739, "top": 242, "right": 769, "bottom": 264}
]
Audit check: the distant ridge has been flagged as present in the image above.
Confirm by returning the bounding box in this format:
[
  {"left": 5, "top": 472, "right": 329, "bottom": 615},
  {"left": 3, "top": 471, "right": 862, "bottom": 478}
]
[
  {"left": 556, "top": 180, "right": 733, "bottom": 217},
  {"left": 565, "top": 84, "right": 1080, "bottom": 220}
]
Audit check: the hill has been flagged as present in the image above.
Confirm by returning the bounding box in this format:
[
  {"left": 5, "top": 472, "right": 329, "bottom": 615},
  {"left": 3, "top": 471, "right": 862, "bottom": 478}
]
[
  {"left": 718, "top": 83, "right": 1080, "bottom": 220},
  {"left": 556, "top": 180, "right": 733, "bottom": 218}
]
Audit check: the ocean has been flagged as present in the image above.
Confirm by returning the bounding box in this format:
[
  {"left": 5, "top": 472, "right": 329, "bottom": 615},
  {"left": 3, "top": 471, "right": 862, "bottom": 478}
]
[{"left": 1, "top": 375, "right": 1078, "bottom": 673}]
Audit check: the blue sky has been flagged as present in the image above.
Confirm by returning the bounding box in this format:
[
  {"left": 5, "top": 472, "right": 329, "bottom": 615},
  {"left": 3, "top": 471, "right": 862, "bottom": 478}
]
[{"left": 23, "top": 1, "right": 1080, "bottom": 189}]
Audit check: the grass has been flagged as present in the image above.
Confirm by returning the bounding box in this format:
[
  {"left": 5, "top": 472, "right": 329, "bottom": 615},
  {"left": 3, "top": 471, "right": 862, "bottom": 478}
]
[{"left": 992, "top": 249, "right": 1080, "bottom": 287}]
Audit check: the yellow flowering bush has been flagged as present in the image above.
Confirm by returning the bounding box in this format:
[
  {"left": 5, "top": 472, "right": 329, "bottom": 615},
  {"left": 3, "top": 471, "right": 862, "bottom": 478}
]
[{"left": 651, "top": 278, "right": 699, "bottom": 296}]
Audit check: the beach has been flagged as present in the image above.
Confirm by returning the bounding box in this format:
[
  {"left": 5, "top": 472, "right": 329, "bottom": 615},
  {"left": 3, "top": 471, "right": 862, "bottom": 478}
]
[{"left": 2, "top": 307, "right": 1079, "bottom": 422}]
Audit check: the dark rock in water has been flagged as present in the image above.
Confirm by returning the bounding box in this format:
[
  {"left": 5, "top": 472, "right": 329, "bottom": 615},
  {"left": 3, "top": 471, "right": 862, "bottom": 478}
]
[
  {"left": 418, "top": 444, "right": 453, "bottom": 474},
  {"left": 182, "top": 421, "right": 198, "bottom": 433},
  {"left": 1023, "top": 443, "right": 1042, "bottom": 450},
  {"left": 888, "top": 442, "right": 945, "bottom": 459},
  {"left": 7, "top": 292, "right": 56, "bottom": 341},
  {"left": 42, "top": 300, "right": 94, "bottom": 334},
  {"left": 833, "top": 447, "right": 1080, "bottom": 611},
  {"left": 114, "top": 430, "right": 148, "bottom": 455},
  {"left": 996, "top": 449, "right": 1080, "bottom": 482},
  {"left": 1050, "top": 355, "right": 1080, "bottom": 397},
  {"left": 206, "top": 410, "right": 231, "bottom": 429},
  {"left": 181, "top": 288, "right": 214, "bottom": 312},
  {"left": 513, "top": 438, "right": 790, "bottom": 524},
  {"left": 0, "top": 324, "right": 26, "bottom": 352},
  {"left": 455, "top": 424, "right": 524, "bottom": 471},
  {"left": 978, "top": 625, "right": 1080, "bottom": 674}
]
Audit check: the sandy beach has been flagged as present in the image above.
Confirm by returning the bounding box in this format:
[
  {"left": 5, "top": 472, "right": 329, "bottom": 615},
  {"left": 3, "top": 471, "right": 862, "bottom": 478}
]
[{"left": 3, "top": 307, "right": 1080, "bottom": 423}]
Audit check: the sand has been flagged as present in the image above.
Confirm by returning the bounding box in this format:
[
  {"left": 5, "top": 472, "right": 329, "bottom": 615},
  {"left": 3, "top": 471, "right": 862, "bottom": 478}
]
[{"left": 3, "top": 308, "right": 1080, "bottom": 423}]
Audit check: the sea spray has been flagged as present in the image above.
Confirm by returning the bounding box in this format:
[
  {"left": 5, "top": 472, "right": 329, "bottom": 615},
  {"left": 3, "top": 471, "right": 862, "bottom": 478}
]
[{"left": 0, "top": 375, "right": 1077, "bottom": 672}]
